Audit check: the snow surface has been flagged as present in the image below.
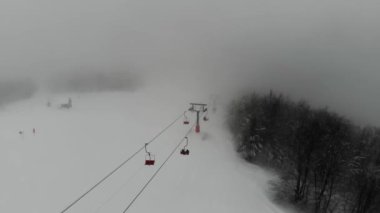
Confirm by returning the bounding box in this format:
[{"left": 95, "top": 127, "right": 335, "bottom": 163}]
[{"left": 0, "top": 83, "right": 290, "bottom": 213}]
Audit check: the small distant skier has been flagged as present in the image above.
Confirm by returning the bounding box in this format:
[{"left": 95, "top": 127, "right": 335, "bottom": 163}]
[
  {"left": 33, "top": 128, "right": 36, "bottom": 135},
  {"left": 19, "top": 130, "right": 24, "bottom": 139}
]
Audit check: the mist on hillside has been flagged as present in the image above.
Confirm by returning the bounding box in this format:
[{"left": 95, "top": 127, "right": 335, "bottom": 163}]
[
  {"left": 45, "top": 71, "right": 141, "bottom": 93},
  {"left": 0, "top": 79, "right": 37, "bottom": 106}
]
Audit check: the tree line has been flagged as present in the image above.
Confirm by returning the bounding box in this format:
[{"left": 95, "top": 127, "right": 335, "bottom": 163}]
[{"left": 227, "top": 91, "right": 380, "bottom": 213}]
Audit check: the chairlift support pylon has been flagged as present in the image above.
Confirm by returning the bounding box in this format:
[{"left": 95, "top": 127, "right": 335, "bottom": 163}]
[{"left": 189, "top": 103, "right": 208, "bottom": 133}]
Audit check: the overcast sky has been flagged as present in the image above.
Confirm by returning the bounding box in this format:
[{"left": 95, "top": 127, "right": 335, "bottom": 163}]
[{"left": 1, "top": 0, "right": 380, "bottom": 125}]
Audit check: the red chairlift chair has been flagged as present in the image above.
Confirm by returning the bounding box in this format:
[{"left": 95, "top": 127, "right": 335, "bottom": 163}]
[
  {"left": 145, "top": 154, "right": 155, "bottom": 165},
  {"left": 144, "top": 143, "right": 155, "bottom": 166},
  {"left": 183, "top": 111, "right": 190, "bottom": 125}
]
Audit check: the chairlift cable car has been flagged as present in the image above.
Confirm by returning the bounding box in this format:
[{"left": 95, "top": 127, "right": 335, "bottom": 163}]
[
  {"left": 144, "top": 143, "right": 155, "bottom": 166},
  {"left": 203, "top": 109, "right": 209, "bottom": 121},
  {"left": 180, "top": 137, "right": 190, "bottom": 155},
  {"left": 183, "top": 111, "right": 190, "bottom": 125}
]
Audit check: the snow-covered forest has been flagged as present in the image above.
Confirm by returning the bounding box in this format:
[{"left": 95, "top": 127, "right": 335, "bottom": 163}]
[{"left": 228, "top": 92, "right": 380, "bottom": 212}]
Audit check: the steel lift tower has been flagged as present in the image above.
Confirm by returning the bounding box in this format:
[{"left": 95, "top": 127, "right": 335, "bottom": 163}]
[{"left": 189, "top": 103, "right": 208, "bottom": 133}]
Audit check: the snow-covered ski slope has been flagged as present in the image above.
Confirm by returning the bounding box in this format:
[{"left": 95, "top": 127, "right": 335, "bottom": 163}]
[{"left": 0, "top": 83, "right": 289, "bottom": 213}]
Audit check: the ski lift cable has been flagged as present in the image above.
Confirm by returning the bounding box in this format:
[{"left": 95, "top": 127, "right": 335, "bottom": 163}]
[
  {"left": 122, "top": 116, "right": 201, "bottom": 213},
  {"left": 94, "top": 164, "right": 145, "bottom": 213},
  {"left": 122, "top": 129, "right": 193, "bottom": 213},
  {"left": 60, "top": 112, "right": 185, "bottom": 213},
  {"left": 184, "top": 137, "right": 189, "bottom": 149}
]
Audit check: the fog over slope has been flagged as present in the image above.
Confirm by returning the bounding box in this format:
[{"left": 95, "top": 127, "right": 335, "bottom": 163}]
[
  {"left": 0, "top": 79, "right": 37, "bottom": 106},
  {"left": 45, "top": 71, "right": 141, "bottom": 93},
  {"left": 1, "top": 0, "right": 380, "bottom": 124}
]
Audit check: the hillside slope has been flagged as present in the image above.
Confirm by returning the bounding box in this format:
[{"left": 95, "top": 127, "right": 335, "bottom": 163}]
[{"left": 0, "top": 85, "right": 288, "bottom": 213}]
